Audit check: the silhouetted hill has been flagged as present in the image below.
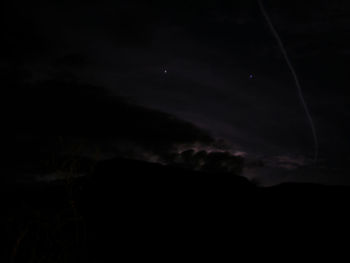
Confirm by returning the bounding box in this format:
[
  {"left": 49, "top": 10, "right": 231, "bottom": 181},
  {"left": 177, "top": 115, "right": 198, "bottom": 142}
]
[{"left": 84, "top": 157, "right": 253, "bottom": 197}]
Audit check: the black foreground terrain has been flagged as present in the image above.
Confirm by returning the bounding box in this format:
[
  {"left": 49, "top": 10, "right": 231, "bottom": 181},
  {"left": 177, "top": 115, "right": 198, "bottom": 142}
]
[{"left": 1, "top": 158, "right": 350, "bottom": 262}]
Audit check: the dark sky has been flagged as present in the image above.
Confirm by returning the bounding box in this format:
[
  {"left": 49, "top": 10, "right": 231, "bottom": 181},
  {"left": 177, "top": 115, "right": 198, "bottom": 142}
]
[{"left": 6, "top": 0, "right": 350, "bottom": 185}]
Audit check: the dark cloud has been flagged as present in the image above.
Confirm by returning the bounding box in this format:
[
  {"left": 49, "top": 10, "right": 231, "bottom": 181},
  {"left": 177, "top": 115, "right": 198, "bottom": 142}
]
[
  {"left": 54, "top": 54, "right": 90, "bottom": 68},
  {"left": 12, "top": 78, "right": 212, "bottom": 145},
  {"left": 9, "top": 70, "right": 218, "bottom": 181}
]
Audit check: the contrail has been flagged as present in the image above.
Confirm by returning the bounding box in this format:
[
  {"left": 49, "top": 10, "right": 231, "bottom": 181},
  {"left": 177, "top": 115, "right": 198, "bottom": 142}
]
[{"left": 257, "top": 0, "right": 319, "bottom": 162}]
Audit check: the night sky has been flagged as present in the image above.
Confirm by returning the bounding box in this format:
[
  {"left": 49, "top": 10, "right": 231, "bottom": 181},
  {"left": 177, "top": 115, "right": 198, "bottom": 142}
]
[{"left": 6, "top": 0, "right": 350, "bottom": 185}]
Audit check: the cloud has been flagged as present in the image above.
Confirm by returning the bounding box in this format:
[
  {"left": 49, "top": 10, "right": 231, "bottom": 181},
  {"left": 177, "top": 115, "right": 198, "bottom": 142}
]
[
  {"left": 160, "top": 147, "right": 245, "bottom": 176},
  {"left": 13, "top": 78, "right": 212, "bottom": 143},
  {"left": 10, "top": 74, "right": 218, "bottom": 179}
]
